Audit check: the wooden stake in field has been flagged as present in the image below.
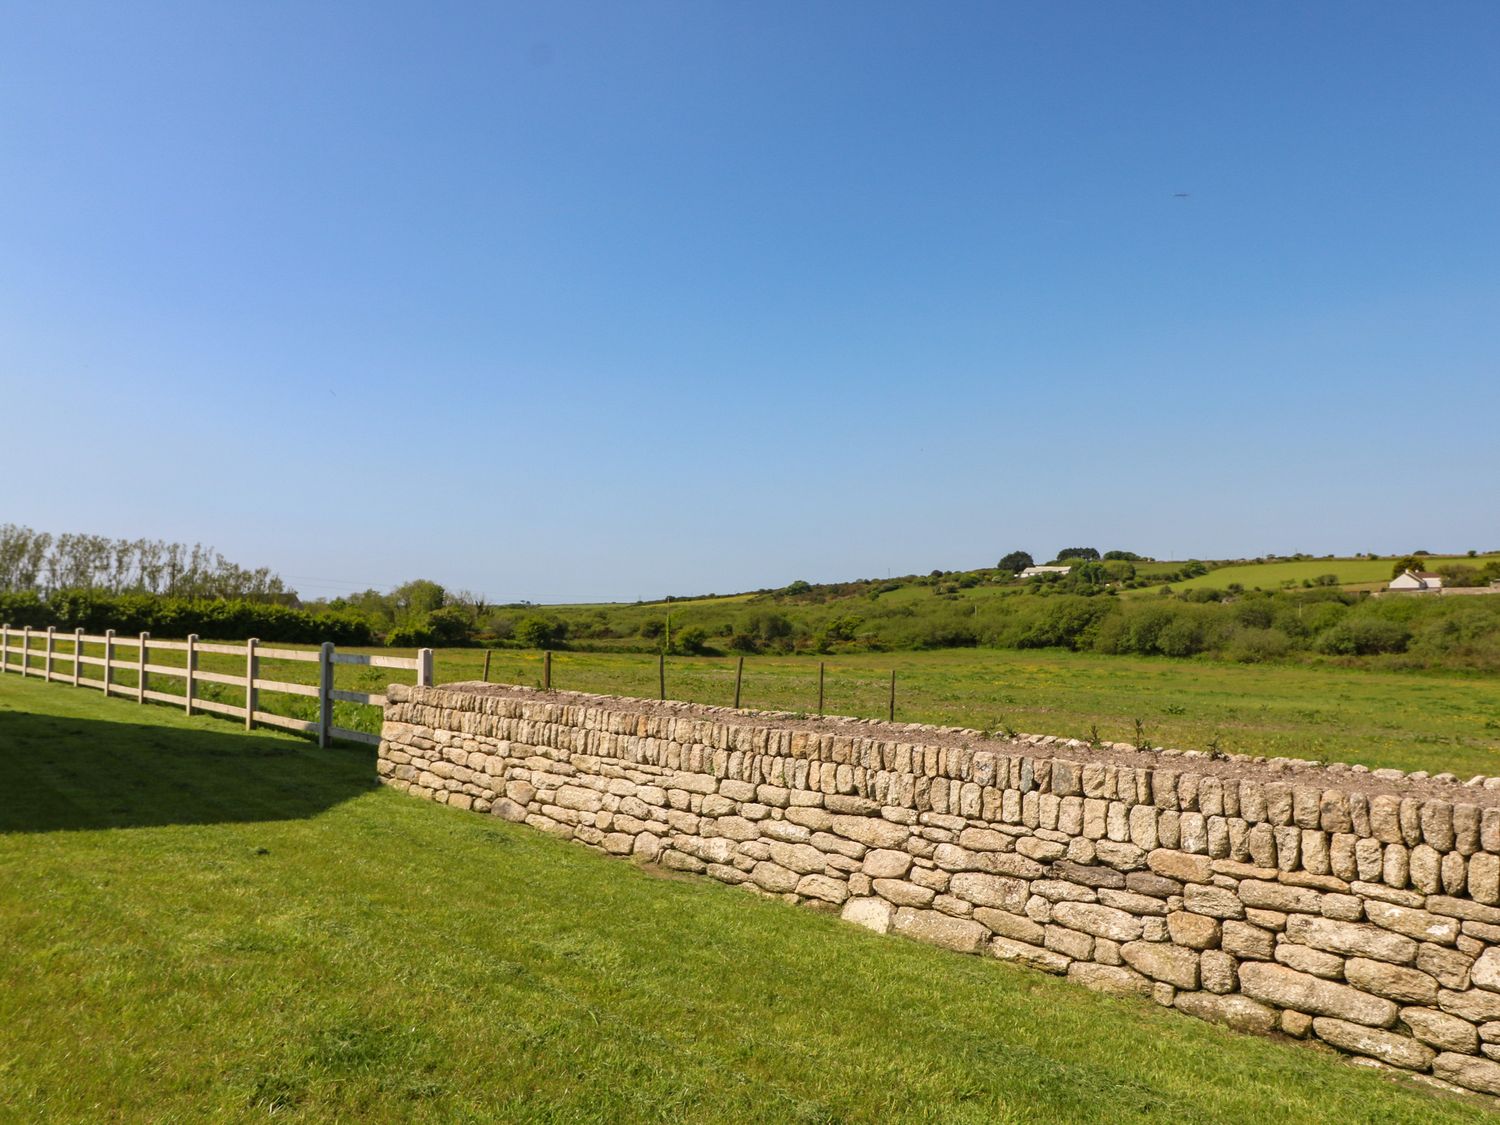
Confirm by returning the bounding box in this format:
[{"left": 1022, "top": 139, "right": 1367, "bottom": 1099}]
[
  {"left": 658, "top": 652, "right": 665, "bottom": 700},
  {"left": 818, "top": 661, "right": 825, "bottom": 716},
  {"left": 482, "top": 649, "right": 492, "bottom": 683},
  {"left": 733, "top": 656, "right": 743, "bottom": 709},
  {"left": 888, "top": 669, "right": 896, "bottom": 722},
  {"left": 543, "top": 650, "right": 552, "bottom": 691}
]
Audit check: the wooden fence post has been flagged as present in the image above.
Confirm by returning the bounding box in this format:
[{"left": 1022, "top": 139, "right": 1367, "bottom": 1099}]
[
  {"left": 45, "top": 626, "right": 55, "bottom": 681},
  {"left": 245, "top": 637, "right": 258, "bottom": 730},
  {"left": 137, "top": 632, "right": 149, "bottom": 702},
  {"left": 658, "top": 652, "right": 665, "bottom": 701},
  {"left": 184, "top": 634, "right": 197, "bottom": 715},
  {"left": 21, "top": 626, "right": 30, "bottom": 677},
  {"left": 543, "top": 650, "right": 552, "bottom": 691},
  {"left": 1, "top": 624, "right": 8, "bottom": 673},
  {"left": 888, "top": 669, "right": 896, "bottom": 722},
  {"left": 416, "top": 648, "right": 434, "bottom": 687},
  {"left": 482, "top": 648, "right": 491, "bottom": 683},
  {"left": 317, "top": 642, "right": 334, "bottom": 748},
  {"left": 73, "top": 628, "right": 83, "bottom": 686},
  {"left": 818, "top": 661, "right": 825, "bottom": 716},
  {"left": 734, "top": 656, "right": 743, "bottom": 709}
]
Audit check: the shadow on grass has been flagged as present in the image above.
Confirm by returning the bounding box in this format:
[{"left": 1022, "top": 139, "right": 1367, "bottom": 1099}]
[{"left": 0, "top": 708, "right": 377, "bottom": 833}]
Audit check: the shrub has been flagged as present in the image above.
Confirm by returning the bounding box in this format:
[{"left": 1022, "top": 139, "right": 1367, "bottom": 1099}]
[
  {"left": 1224, "top": 627, "right": 1293, "bottom": 663},
  {"left": 1315, "top": 618, "right": 1411, "bottom": 656},
  {"left": 515, "top": 616, "right": 564, "bottom": 649},
  {"left": 674, "top": 625, "right": 711, "bottom": 654},
  {"left": 424, "top": 607, "right": 475, "bottom": 645},
  {"left": 386, "top": 622, "right": 437, "bottom": 647}
]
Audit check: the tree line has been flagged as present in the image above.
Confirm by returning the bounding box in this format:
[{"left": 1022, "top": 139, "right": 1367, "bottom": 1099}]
[{"left": 0, "top": 524, "right": 293, "bottom": 602}]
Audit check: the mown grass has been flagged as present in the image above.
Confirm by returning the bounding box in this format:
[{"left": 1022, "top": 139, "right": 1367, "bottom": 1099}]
[
  {"left": 8, "top": 641, "right": 1500, "bottom": 777},
  {"left": 1, "top": 674, "right": 1494, "bottom": 1123},
  {"left": 1167, "top": 556, "right": 1488, "bottom": 593}
]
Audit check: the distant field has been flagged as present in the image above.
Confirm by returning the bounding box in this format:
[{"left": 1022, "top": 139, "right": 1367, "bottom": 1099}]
[
  {"left": 1168, "top": 555, "right": 1492, "bottom": 593},
  {"left": 18, "top": 642, "right": 1500, "bottom": 778},
  {"left": 1, "top": 676, "right": 1492, "bottom": 1123}
]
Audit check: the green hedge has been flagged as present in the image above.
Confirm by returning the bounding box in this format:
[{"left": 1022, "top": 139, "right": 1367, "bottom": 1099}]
[{"left": 0, "top": 590, "right": 375, "bottom": 645}]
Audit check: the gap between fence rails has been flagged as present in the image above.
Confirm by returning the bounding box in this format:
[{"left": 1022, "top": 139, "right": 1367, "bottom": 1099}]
[{"left": 0, "top": 623, "right": 433, "bottom": 748}]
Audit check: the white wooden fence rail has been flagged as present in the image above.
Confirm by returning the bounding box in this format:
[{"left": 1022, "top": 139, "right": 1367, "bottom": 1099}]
[{"left": 0, "top": 623, "right": 431, "bottom": 747}]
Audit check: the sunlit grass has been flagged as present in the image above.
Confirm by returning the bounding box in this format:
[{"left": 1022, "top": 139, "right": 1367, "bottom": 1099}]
[{"left": 1, "top": 675, "right": 1493, "bottom": 1122}]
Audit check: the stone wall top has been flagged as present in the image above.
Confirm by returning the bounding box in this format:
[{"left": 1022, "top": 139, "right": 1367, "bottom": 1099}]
[{"left": 390, "top": 681, "right": 1500, "bottom": 815}]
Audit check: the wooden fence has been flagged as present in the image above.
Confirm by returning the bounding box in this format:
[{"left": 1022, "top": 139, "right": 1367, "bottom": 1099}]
[{"left": 0, "top": 624, "right": 432, "bottom": 747}]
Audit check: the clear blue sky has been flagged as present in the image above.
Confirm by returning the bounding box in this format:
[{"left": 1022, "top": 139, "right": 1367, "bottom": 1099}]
[{"left": 3, "top": 2, "right": 1496, "bottom": 603}]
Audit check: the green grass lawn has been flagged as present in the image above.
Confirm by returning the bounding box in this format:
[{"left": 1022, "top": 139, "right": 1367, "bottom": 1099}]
[
  {"left": 437, "top": 648, "right": 1500, "bottom": 777},
  {"left": 1, "top": 675, "right": 1494, "bottom": 1123},
  {"left": 11, "top": 641, "right": 1500, "bottom": 777},
  {"left": 1167, "top": 556, "right": 1492, "bottom": 593}
]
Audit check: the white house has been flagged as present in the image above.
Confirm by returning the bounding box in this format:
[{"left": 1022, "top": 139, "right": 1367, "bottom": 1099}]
[
  {"left": 1388, "top": 570, "right": 1444, "bottom": 592},
  {"left": 1019, "top": 565, "right": 1072, "bottom": 579}
]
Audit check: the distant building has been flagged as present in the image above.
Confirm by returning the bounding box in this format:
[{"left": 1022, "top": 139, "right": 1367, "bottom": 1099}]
[
  {"left": 1387, "top": 570, "right": 1444, "bottom": 592},
  {"left": 1019, "top": 565, "right": 1072, "bottom": 579}
]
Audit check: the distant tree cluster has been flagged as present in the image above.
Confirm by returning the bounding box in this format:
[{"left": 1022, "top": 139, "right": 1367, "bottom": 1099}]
[
  {"left": 0, "top": 523, "right": 292, "bottom": 602},
  {"left": 997, "top": 551, "right": 1034, "bottom": 574}
]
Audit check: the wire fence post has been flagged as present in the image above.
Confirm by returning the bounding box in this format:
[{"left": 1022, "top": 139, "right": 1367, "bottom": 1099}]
[
  {"left": 543, "top": 650, "right": 552, "bottom": 691},
  {"left": 482, "top": 649, "right": 492, "bottom": 683},
  {"left": 818, "top": 661, "right": 825, "bottom": 716},
  {"left": 888, "top": 669, "right": 896, "bottom": 722},
  {"left": 137, "top": 631, "right": 149, "bottom": 702},
  {"left": 734, "top": 656, "right": 743, "bottom": 709},
  {"left": 658, "top": 652, "right": 665, "bottom": 700},
  {"left": 73, "top": 628, "right": 83, "bottom": 686}
]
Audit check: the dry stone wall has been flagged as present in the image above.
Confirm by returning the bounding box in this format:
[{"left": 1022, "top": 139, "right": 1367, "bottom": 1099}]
[{"left": 380, "top": 682, "right": 1500, "bottom": 1098}]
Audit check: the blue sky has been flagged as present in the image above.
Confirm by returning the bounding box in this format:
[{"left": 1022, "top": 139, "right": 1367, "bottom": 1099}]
[{"left": 2, "top": 2, "right": 1496, "bottom": 603}]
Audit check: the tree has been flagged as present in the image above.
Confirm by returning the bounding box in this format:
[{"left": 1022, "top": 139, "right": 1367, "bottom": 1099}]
[
  {"left": 1390, "top": 556, "right": 1424, "bottom": 579},
  {"left": 1054, "top": 547, "right": 1100, "bottom": 562},
  {"left": 391, "top": 579, "right": 446, "bottom": 620},
  {"left": 515, "top": 615, "right": 563, "bottom": 649},
  {"left": 997, "top": 551, "right": 1034, "bottom": 575}
]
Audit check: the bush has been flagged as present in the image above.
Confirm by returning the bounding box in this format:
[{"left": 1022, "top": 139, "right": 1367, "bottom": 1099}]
[
  {"left": 674, "top": 625, "right": 711, "bottom": 654},
  {"left": 1315, "top": 618, "right": 1411, "bottom": 656},
  {"left": 515, "top": 616, "right": 565, "bottom": 649},
  {"left": 7, "top": 589, "right": 376, "bottom": 645},
  {"left": 386, "top": 622, "right": 437, "bottom": 647},
  {"left": 1224, "top": 627, "right": 1293, "bottom": 663},
  {"left": 424, "top": 607, "right": 475, "bottom": 645}
]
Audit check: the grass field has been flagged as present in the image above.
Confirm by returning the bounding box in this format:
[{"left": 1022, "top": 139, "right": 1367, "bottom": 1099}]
[
  {"left": 1, "top": 674, "right": 1494, "bottom": 1123},
  {"left": 12, "top": 641, "right": 1498, "bottom": 778},
  {"left": 1167, "top": 556, "right": 1488, "bottom": 593}
]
